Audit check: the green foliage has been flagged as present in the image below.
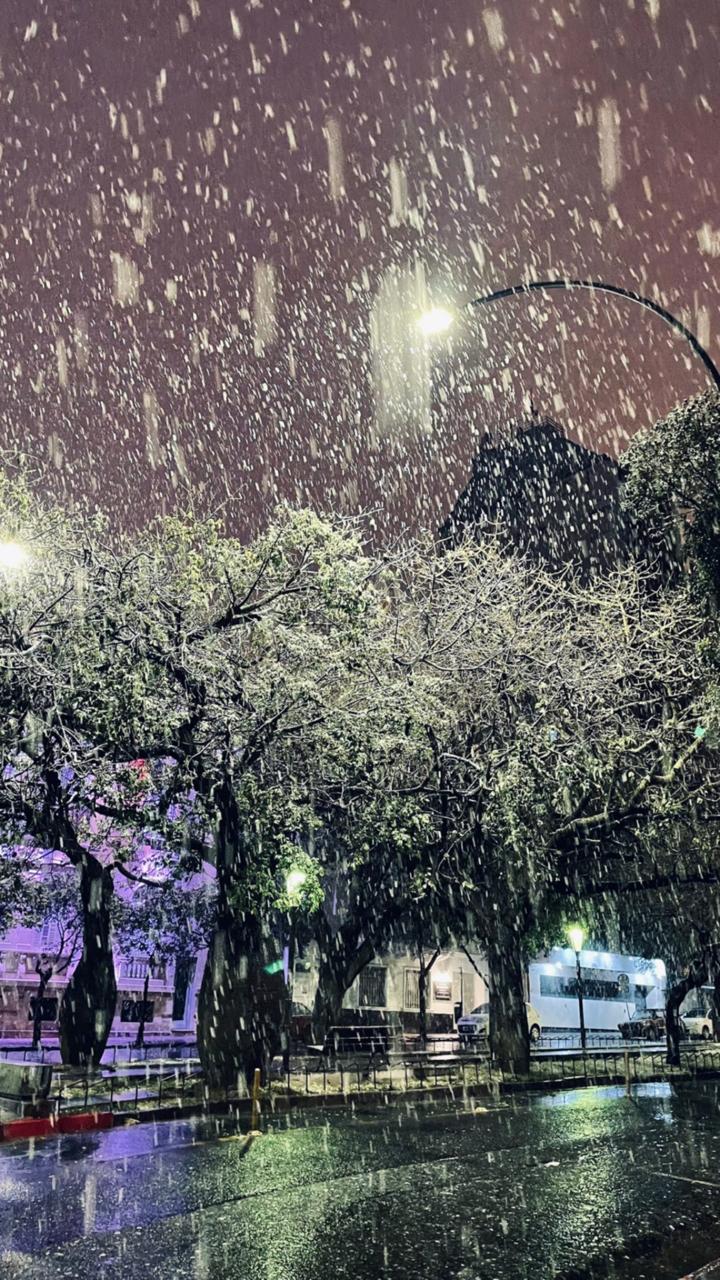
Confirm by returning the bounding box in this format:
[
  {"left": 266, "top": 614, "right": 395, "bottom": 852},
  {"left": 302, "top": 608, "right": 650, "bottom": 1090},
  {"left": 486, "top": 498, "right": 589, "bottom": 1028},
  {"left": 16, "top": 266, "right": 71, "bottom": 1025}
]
[
  {"left": 113, "top": 880, "right": 216, "bottom": 964},
  {"left": 3, "top": 456, "right": 720, "bottom": 1061},
  {"left": 622, "top": 390, "right": 720, "bottom": 605}
]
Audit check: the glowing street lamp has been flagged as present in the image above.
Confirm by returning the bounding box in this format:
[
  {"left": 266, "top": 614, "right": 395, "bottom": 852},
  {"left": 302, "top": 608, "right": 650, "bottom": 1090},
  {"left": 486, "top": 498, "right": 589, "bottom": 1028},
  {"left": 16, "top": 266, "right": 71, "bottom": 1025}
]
[
  {"left": 567, "top": 923, "right": 587, "bottom": 1053},
  {"left": 417, "top": 306, "right": 454, "bottom": 337},
  {"left": 285, "top": 868, "right": 307, "bottom": 900},
  {"left": 417, "top": 277, "right": 720, "bottom": 391},
  {"left": 0, "top": 540, "right": 30, "bottom": 573},
  {"left": 282, "top": 867, "right": 308, "bottom": 1073}
]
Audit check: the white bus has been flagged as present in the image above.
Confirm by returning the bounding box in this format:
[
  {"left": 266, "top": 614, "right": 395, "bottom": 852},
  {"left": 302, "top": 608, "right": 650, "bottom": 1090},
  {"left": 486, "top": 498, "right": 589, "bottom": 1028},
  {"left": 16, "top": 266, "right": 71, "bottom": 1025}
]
[{"left": 528, "top": 947, "right": 666, "bottom": 1032}]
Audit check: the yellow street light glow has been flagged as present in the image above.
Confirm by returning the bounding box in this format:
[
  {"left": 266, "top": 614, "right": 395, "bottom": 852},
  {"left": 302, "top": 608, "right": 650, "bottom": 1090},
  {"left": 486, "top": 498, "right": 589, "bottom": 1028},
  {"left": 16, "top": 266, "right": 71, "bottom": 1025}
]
[
  {"left": 285, "top": 868, "right": 307, "bottom": 897},
  {"left": 567, "top": 924, "right": 586, "bottom": 954},
  {"left": 0, "top": 541, "right": 30, "bottom": 572},
  {"left": 418, "top": 306, "right": 454, "bottom": 336}
]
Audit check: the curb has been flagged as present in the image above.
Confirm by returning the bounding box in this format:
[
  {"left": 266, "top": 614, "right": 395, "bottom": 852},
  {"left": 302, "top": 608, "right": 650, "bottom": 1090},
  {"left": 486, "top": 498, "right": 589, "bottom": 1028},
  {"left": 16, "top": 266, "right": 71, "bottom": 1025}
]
[{"left": 0, "top": 1111, "right": 113, "bottom": 1143}]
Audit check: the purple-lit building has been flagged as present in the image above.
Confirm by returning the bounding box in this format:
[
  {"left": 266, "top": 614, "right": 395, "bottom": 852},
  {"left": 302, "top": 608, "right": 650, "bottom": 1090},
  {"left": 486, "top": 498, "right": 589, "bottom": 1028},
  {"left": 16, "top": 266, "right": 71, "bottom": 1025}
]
[{"left": 0, "top": 922, "right": 205, "bottom": 1042}]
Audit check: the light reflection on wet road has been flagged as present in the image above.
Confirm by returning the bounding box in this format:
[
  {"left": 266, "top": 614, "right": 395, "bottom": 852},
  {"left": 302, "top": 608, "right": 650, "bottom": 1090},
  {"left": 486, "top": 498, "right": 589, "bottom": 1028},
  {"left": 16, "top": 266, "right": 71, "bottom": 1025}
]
[{"left": 2, "top": 1082, "right": 720, "bottom": 1279}]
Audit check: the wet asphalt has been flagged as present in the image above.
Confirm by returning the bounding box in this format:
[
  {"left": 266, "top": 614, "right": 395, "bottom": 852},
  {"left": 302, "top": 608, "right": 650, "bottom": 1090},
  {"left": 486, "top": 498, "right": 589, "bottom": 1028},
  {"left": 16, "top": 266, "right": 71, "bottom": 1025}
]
[{"left": 2, "top": 1081, "right": 720, "bottom": 1280}]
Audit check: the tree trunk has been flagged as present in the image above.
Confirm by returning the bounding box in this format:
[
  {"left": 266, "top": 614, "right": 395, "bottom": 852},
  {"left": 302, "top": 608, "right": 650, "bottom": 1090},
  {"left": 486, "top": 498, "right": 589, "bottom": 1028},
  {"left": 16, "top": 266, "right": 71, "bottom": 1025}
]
[
  {"left": 196, "top": 781, "right": 287, "bottom": 1091},
  {"left": 417, "top": 946, "right": 439, "bottom": 1046},
  {"left": 59, "top": 858, "right": 117, "bottom": 1069},
  {"left": 666, "top": 964, "right": 706, "bottom": 1066},
  {"left": 487, "top": 917, "right": 529, "bottom": 1075},
  {"left": 32, "top": 968, "right": 51, "bottom": 1051},
  {"left": 311, "top": 932, "right": 374, "bottom": 1044},
  {"left": 134, "top": 970, "right": 150, "bottom": 1050},
  {"left": 418, "top": 961, "right": 428, "bottom": 1047},
  {"left": 197, "top": 909, "right": 284, "bottom": 1090}
]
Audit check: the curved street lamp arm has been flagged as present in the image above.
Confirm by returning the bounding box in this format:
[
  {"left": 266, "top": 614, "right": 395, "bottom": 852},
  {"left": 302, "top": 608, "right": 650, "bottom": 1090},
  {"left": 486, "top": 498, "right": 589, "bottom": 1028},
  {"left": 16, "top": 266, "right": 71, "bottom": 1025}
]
[{"left": 467, "top": 278, "right": 720, "bottom": 392}]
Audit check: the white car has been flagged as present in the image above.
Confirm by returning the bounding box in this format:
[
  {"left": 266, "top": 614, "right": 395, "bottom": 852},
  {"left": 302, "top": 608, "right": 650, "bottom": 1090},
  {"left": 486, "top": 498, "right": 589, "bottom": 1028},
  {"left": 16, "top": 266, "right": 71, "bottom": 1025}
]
[
  {"left": 682, "top": 1005, "right": 714, "bottom": 1040},
  {"left": 457, "top": 1001, "right": 542, "bottom": 1045}
]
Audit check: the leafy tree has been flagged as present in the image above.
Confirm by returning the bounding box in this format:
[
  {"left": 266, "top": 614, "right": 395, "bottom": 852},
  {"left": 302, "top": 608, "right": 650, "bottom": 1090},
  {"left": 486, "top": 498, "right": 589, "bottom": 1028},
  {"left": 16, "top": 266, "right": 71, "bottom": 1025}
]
[
  {"left": 395, "top": 538, "right": 714, "bottom": 1074},
  {"left": 7, "top": 855, "right": 82, "bottom": 1050},
  {"left": 0, "top": 471, "right": 204, "bottom": 1066},
  {"left": 0, "top": 473, "right": 129, "bottom": 1065},
  {"left": 114, "top": 879, "right": 216, "bottom": 1049},
  {"left": 622, "top": 390, "right": 720, "bottom": 607},
  {"left": 92, "top": 506, "right": 389, "bottom": 1088}
]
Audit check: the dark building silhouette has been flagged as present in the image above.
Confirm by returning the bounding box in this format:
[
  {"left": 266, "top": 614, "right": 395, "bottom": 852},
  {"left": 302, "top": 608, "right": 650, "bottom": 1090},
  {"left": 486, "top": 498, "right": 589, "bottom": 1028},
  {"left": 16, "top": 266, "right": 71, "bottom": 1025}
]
[{"left": 439, "top": 415, "right": 646, "bottom": 579}]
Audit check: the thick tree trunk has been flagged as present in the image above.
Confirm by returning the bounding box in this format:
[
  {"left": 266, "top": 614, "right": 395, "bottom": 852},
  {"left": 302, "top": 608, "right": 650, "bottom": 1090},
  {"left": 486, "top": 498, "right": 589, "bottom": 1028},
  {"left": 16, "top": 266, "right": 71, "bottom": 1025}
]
[
  {"left": 311, "top": 933, "right": 374, "bottom": 1044},
  {"left": 418, "top": 962, "right": 428, "bottom": 1046},
  {"left": 417, "top": 946, "right": 439, "bottom": 1047},
  {"left": 487, "top": 917, "right": 529, "bottom": 1076},
  {"left": 134, "top": 970, "right": 150, "bottom": 1050},
  {"left": 197, "top": 910, "right": 284, "bottom": 1090},
  {"left": 59, "top": 859, "right": 117, "bottom": 1069},
  {"left": 666, "top": 963, "right": 706, "bottom": 1066},
  {"left": 32, "top": 968, "right": 51, "bottom": 1051},
  {"left": 197, "top": 781, "right": 287, "bottom": 1090}
]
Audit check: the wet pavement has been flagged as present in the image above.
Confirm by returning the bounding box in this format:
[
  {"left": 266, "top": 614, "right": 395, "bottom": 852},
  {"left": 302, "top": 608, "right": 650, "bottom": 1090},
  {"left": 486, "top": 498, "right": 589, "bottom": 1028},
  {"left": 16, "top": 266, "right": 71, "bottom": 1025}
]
[{"left": 3, "top": 1081, "right": 720, "bottom": 1279}]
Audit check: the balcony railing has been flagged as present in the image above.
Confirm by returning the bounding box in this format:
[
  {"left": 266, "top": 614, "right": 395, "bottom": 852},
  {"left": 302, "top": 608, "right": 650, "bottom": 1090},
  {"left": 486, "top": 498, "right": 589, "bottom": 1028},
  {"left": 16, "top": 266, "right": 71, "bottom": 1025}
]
[{"left": 118, "top": 960, "right": 166, "bottom": 981}]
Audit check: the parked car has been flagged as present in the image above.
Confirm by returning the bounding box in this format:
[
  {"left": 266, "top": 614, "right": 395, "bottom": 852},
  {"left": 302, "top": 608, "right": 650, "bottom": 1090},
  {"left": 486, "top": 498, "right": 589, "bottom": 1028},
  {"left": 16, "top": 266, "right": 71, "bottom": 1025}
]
[
  {"left": 457, "top": 1001, "right": 542, "bottom": 1045},
  {"left": 618, "top": 1010, "right": 666, "bottom": 1041},
  {"left": 681, "top": 1004, "right": 714, "bottom": 1040}
]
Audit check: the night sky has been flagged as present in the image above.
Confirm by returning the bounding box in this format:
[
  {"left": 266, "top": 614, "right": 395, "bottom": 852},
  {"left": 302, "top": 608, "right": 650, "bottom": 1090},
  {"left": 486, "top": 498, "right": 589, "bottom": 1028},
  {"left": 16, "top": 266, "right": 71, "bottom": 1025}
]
[{"left": 2, "top": 0, "right": 719, "bottom": 539}]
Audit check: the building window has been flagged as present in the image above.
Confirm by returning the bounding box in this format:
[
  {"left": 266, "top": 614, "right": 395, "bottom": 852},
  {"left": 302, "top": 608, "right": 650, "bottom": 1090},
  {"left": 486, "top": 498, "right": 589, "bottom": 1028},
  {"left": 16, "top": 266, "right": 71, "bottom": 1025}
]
[
  {"left": 539, "top": 969, "right": 642, "bottom": 1002},
  {"left": 404, "top": 969, "right": 420, "bottom": 1010},
  {"left": 119, "top": 960, "right": 166, "bottom": 981},
  {"left": 28, "top": 997, "right": 59, "bottom": 1023},
  {"left": 120, "top": 999, "right": 155, "bottom": 1024},
  {"left": 433, "top": 976, "right": 452, "bottom": 1002},
  {"left": 359, "top": 966, "right": 387, "bottom": 1009},
  {"left": 40, "top": 921, "right": 58, "bottom": 952}
]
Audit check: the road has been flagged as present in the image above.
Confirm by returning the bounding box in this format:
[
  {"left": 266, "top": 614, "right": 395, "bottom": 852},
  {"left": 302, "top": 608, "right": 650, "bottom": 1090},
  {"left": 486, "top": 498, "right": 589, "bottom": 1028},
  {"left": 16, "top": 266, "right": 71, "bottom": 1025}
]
[{"left": 3, "top": 1081, "right": 720, "bottom": 1279}]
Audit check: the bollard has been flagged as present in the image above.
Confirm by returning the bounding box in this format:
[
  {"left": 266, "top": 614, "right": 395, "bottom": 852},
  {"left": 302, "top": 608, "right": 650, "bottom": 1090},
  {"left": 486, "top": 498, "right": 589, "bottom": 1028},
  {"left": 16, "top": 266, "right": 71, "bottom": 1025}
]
[
  {"left": 624, "top": 1049, "right": 631, "bottom": 1097},
  {"left": 248, "top": 1067, "right": 262, "bottom": 1136}
]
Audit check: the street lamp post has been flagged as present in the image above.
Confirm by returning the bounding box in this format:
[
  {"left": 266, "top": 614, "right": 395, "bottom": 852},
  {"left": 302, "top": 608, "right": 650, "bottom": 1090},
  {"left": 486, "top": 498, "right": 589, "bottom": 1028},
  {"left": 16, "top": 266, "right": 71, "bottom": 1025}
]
[
  {"left": 282, "top": 868, "right": 307, "bottom": 1073},
  {"left": 421, "top": 277, "right": 720, "bottom": 392},
  {"left": 567, "top": 924, "right": 587, "bottom": 1054}
]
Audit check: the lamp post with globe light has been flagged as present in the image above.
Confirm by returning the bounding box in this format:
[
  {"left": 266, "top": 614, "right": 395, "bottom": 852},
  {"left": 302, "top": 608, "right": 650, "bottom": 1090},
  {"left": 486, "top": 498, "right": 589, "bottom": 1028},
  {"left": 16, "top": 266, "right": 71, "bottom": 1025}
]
[
  {"left": 282, "top": 867, "right": 308, "bottom": 1071},
  {"left": 567, "top": 923, "right": 587, "bottom": 1054}
]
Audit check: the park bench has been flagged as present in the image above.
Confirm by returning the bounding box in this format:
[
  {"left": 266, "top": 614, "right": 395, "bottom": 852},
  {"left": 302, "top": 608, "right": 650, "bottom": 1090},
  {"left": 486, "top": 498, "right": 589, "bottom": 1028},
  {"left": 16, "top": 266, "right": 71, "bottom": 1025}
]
[
  {"left": 307, "top": 1024, "right": 390, "bottom": 1076},
  {"left": 411, "top": 1054, "right": 464, "bottom": 1083}
]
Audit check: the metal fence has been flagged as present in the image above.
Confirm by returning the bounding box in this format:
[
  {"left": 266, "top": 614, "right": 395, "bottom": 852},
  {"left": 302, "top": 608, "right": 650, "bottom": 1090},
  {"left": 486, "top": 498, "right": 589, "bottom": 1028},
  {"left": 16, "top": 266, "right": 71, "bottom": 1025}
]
[
  {"left": 11, "top": 1037, "right": 720, "bottom": 1120},
  {"left": 0, "top": 1038, "right": 197, "bottom": 1066},
  {"left": 50, "top": 1060, "right": 203, "bottom": 1115},
  {"left": 272, "top": 1044, "right": 720, "bottom": 1100}
]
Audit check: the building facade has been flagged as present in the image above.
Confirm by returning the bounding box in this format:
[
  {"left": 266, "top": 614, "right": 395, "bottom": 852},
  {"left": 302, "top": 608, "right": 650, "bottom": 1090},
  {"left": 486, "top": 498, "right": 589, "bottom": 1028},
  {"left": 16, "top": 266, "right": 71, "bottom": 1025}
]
[
  {"left": 0, "top": 922, "right": 202, "bottom": 1041},
  {"left": 0, "top": 917, "right": 667, "bottom": 1044},
  {"left": 292, "top": 943, "right": 490, "bottom": 1034}
]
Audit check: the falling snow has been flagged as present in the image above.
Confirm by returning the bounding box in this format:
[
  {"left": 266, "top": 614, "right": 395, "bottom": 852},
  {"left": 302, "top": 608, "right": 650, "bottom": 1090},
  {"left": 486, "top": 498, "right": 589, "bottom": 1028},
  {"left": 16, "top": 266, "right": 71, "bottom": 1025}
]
[
  {"left": 597, "top": 98, "right": 622, "bottom": 194},
  {"left": 1, "top": 5, "right": 720, "bottom": 1271}
]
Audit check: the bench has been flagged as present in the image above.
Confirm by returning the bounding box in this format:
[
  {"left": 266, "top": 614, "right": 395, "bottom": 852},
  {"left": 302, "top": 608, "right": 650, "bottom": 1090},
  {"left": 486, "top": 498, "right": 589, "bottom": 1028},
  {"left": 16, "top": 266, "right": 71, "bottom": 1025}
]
[
  {"left": 412, "top": 1054, "right": 464, "bottom": 1082},
  {"left": 306, "top": 1025, "right": 390, "bottom": 1076}
]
